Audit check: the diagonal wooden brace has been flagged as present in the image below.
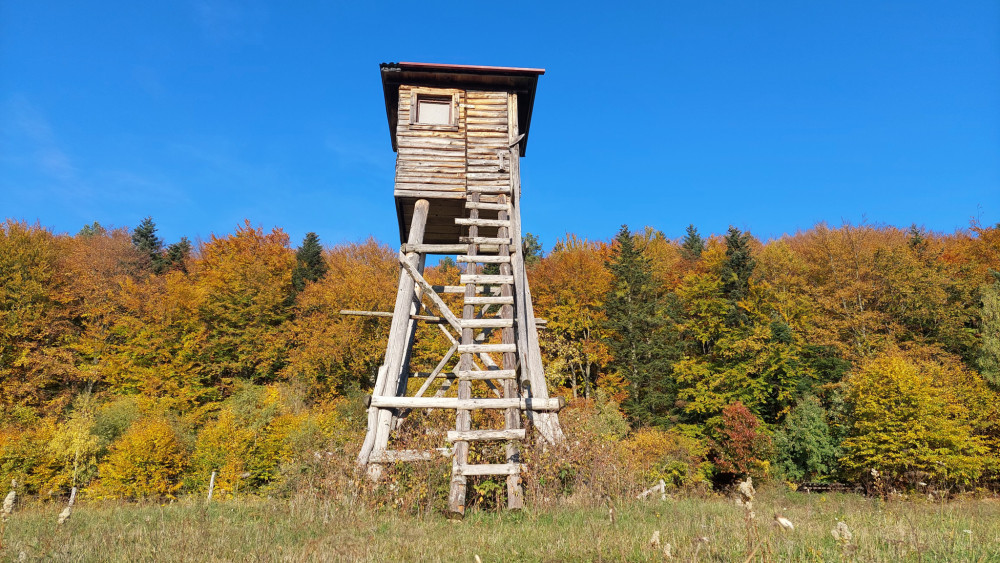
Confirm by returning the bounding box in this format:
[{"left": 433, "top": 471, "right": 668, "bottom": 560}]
[{"left": 397, "top": 251, "right": 463, "bottom": 333}]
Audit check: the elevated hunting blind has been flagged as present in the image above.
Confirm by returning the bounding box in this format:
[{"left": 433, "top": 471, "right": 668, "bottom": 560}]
[{"left": 355, "top": 62, "right": 565, "bottom": 518}]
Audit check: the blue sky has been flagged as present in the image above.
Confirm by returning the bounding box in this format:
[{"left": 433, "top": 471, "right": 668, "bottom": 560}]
[{"left": 2, "top": 1, "right": 998, "bottom": 252}]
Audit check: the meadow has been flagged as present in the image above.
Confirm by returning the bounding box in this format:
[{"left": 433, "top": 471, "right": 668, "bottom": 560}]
[{"left": 2, "top": 487, "right": 998, "bottom": 561}]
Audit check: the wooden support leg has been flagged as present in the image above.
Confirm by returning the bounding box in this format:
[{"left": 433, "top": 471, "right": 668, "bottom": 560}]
[
  {"left": 390, "top": 252, "right": 426, "bottom": 430},
  {"left": 357, "top": 199, "right": 430, "bottom": 476}
]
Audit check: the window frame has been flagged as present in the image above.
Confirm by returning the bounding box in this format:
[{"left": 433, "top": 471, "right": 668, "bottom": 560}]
[{"left": 409, "top": 88, "right": 461, "bottom": 131}]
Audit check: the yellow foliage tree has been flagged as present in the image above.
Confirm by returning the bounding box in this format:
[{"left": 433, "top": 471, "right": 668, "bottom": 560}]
[
  {"left": 841, "top": 353, "right": 987, "bottom": 487},
  {"left": 0, "top": 221, "right": 78, "bottom": 412},
  {"left": 94, "top": 417, "right": 187, "bottom": 499}
]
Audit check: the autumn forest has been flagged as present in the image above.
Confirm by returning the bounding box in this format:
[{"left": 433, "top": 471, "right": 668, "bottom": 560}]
[{"left": 1, "top": 217, "right": 999, "bottom": 504}]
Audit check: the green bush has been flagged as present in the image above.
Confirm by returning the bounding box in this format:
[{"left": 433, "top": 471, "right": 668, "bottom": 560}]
[{"left": 773, "top": 395, "right": 838, "bottom": 481}]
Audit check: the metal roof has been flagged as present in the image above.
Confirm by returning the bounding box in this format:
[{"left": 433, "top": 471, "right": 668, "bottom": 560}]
[
  {"left": 380, "top": 62, "right": 544, "bottom": 156},
  {"left": 389, "top": 61, "right": 545, "bottom": 76}
]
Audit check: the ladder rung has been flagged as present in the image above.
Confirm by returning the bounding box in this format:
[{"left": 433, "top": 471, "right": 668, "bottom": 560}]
[
  {"left": 455, "top": 218, "right": 511, "bottom": 228},
  {"left": 447, "top": 429, "right": 526, "bottom": 442},
  {"left": 461, "top": 274, "right": 514, "bottom": 285},
  {"left": 465, "top": 296, "right": 514, "bottom": 305},
  {"left": 455, "top": 463, "right": 524, "bottom": 476},
  {"left": 460, "top": 236, "right": 512, "bottom": 245},
  {"left": 409, "top": 371, "right": 456, "bottom": 379},
  {"left": 368, "top": 449, "right": 450, "bottom": 463},
  {"left": 369, "top": 395, "right": 564, "bottom": 411},
  {"left": 465, "top": 201, "right": 510, "bottom": 211},
  {"left": 433, "top": 285, "right": 486, "bottom": 293},
  {"left": 467, "top": 186, "right": 511, "bottom": 194},
  {"left": 456, "top": 369, "right": 517, "bottom": 380},
  {"left": 402, "top": 243, "right": 504, "bottom": 254},
  {"left": 458, "top": 343, "right": 517, "bottom": 354},
  {"left": 459, "top": 318, "right": 514, "bottom": 329},
  {"left": 457, "top": 255, "right": 510, "bottom": 263}
]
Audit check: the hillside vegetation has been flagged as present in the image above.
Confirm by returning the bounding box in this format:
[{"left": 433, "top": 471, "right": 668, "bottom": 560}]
[{"left": 1, "top": 217, "right": 998, "bottom": 507}]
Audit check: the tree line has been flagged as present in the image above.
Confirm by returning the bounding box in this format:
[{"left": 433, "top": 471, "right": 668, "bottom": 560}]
[{"left": 0, "top": 217, "right": 997, "bottom": 498}]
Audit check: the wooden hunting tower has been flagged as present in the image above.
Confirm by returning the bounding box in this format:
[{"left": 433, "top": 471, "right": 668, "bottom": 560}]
[{"left": 355, "top": 62, "right": 565, "bottom": 517}]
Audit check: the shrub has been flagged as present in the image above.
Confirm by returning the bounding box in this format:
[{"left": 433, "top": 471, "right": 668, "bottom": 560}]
[
  {"left": 39, "top": 397, "right": 100, "bottom": 494},
  {"left": 581, "top": 391, "right": 630, "bottom": 441},
  {"left": 709, "top": 402, "right": 772, "bottom": 483},
  {"left": 523, "top": 404, "right": 626, "bottom": 503},
  {"left": 626, "top": 426, "right": 710, "bottom": 489},
  {"left": 0, "top": 418, "right": 53, "bottom": 495},
  {"left": 187, "top": 384, "right": 348, "bottom": 497},
  {"left": 773, "top": 395, "right": 839, "bottom": 481},
  {"left": 93, "top": 417, "right": 188, "bottom": 499},
  {"left": 92, "top": 397, "right": 141, "bottom": 447}
]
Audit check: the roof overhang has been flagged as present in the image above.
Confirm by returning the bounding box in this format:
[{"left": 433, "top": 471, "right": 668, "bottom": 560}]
[{"left": 380, "top": 62, "right": 544, "bottom": 156}]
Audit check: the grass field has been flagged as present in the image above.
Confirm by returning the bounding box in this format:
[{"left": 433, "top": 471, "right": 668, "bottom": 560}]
[{"left": 2, "top": 487, "right": 998, "bottom": 561}]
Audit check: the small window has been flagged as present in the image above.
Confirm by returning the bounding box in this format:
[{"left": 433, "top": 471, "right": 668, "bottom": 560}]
[
  {"left": 408, "top": 89, "right": 460, "bottom": 129},
  {"left": 415, "top": 95, "right": 453, "bottom": 125}
]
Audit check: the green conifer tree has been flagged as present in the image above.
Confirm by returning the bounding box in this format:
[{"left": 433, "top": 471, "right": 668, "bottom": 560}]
[
  {"left": 522, "top": 232, "right": 543, "bottom": 267},
  {"left": 604, "top": 225, "right": 677, "bottom": 426},
  {"left": 164, "top": 237, "right": 192, "bottom": 273},
  {"left": 438, "top": 256, "right": 457, "bottom": 271},
  {"left": 773, "top": 395, "right": 839, "bottom": 481},
  {"left": 680, "top": 224, "right": 704, "bottom": 260},
  {"left": 292, "top": 232, "right": 328, "bottom": 292},
  {"left": 720, "top": 226, "right": 756, "bottom": 327},
  {"left": 908, "top": 223, "right": 927, "bottom": 250},
  {"left": 78, "top": 222, "right": 106, "bottom": 237},
  {"left": 132, "top": 216, "right": 167, "bottom": 274}
]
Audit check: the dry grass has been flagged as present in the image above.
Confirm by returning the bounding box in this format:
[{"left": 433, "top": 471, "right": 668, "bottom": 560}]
[{"left": 2, "top": 486, "right": 999, "bottom": 561}]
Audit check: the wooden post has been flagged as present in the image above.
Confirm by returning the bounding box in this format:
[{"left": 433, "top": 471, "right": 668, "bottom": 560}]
[
  {"left": 396, "top": 250, "right": 427, "bottom": 399},
  {"left": 357, "top": 199, "right": 430, "bottom": 473},
  {"left": 507, "top": 92, "right": 565, "bottom": 446},
  {"left": 206, "top": 470, "right": 216, "bottom": 503}
]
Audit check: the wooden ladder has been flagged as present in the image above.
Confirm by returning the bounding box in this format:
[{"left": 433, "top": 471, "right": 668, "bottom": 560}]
[{"left": 447, "top": 186, "right": 525, "bottom": 515}]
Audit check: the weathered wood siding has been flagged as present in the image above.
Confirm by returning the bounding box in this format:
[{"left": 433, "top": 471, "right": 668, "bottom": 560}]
[
  {"left": 465, "top": 90, "right": 509, "bottom": 193},
  {"left": 393, "top": 87, "right": 512, "bottom": 243},
  {"left": 395, "top": 85, "right": 467, "bottom": 198}
]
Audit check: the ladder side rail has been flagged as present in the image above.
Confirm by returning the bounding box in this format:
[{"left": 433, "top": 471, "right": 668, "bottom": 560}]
[{"left": 498, "top": 192, "right": 524, "bottom": 509}]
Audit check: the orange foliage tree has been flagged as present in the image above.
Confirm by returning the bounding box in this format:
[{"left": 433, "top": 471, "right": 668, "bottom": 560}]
[
  {"left": 192, "top": 221, "right": 296, "bottom": 387},
  {"left": 283, "top": 238, "right": 398, "bottom": 398},
  {"left": 531, "top": 235, "right": 615, "bottom": 399}
]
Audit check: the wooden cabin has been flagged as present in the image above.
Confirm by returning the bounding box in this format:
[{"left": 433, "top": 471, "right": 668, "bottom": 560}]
[{"left": 380, "top": 62, "right": 544, "bottom": 245}]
